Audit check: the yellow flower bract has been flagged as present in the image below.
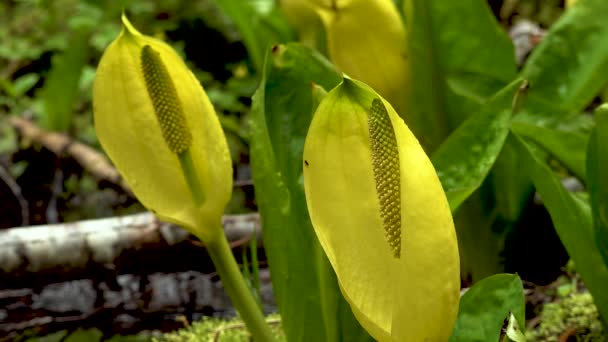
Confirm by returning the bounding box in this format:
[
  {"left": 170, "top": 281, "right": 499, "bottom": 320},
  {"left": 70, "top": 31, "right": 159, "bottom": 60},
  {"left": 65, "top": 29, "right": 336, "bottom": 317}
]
[
  {"left": 281, "top": 0, "right": 409, "bottom": 115},
  {"left": 93, "top": 15, "right": 232, "bottom": 239},
  {"left": 303, "top": 78, "right": 459, "bottom": 341}
]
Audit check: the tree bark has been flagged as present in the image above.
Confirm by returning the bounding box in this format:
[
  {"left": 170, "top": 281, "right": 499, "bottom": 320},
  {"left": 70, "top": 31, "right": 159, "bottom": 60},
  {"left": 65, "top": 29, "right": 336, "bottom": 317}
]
[{"left": 0, "top": 212, "right": 261, "bottom": 276}]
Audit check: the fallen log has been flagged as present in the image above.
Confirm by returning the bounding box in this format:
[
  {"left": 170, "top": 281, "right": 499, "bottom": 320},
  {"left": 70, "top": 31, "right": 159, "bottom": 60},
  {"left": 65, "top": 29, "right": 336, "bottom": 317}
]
[{"left": 0, "top": 212, "right": 261, "bottom": 285}]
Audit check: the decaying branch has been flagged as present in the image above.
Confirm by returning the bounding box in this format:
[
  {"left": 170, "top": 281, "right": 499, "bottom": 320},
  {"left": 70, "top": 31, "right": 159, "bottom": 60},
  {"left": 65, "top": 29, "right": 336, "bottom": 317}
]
[
  {"left": 9, "top": 116, "right": 131, "bottom": 193},
  {"left": 9, "top": 117, "right": 255, "bottom": 194},
  {"left": 0, "top": 212, "right": 261, "bottom": 275}
]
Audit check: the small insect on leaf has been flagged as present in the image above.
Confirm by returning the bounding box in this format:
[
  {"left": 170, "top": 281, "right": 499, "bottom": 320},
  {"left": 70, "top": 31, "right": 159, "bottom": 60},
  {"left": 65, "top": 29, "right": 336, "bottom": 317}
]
[{"left": 305, "top": 160, "right": 310, "bottom": 167}]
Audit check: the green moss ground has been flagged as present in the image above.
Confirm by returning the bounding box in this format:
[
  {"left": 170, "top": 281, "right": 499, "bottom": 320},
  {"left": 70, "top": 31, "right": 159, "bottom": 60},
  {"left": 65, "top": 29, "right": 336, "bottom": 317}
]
[
  {"left": 527, "top": 292, "right": 606, "bottom": 342},
  {"left": 155, "top": 314, "right": 285, "bottom": 342}
]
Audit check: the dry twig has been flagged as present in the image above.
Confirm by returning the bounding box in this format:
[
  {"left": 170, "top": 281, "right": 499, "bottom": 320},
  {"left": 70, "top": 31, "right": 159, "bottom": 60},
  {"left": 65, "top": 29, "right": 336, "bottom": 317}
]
[{"left": 0, "top": 163, "right": 29, "bottom": 226}]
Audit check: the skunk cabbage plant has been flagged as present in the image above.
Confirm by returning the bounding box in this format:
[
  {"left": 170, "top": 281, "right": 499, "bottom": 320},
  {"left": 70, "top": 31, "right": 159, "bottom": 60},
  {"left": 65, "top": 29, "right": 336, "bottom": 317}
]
[
  {"left": 303, "top": 77, "right": 460, "bottom": 341},
  {"left": 93, "top": 14, "right": 232, "bottom": 241}
]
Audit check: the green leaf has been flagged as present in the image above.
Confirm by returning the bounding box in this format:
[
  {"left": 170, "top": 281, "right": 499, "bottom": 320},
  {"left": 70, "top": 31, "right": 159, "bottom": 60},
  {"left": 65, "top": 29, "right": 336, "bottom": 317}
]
[
  {"left": 38, "top": 29, "right": 90, "bottom": 132},
  {"left": 511, "top": 122, "right": 589, "bottom": 181},
  {"left": 403, "top": 0, "right": 608, "bottom": 256},
  {"left": 432, "top": 80, "right": 524, "bottom": 212},
  {"left": 512, "top": 133, "right": 608, "bottom": 325},
  {"left": 212, "top": 0, "right": 294, "bottom": 72},
  {"left": 449, "top": 274, "right": 525, "bottom": 342},
  {"left": 505, "top": 312, "right": 527, "bottom": 342},
  {"left": 250, "top": 43, "right": 371, "bottom": 342},
  {"left": 404, "top": 0, "right": 516, "bottom": 152},
  {"left": 0, "top": 123, "right": 18, "bottom": 155},
  {"left": 520, "top": 0, "right": 608, "bottom": 114},
  {"left": 10, "top": 73, "right": 40, "bottom": 98},
  {"left": 587, "top": 105, "right": 608, "bottom": 266}
]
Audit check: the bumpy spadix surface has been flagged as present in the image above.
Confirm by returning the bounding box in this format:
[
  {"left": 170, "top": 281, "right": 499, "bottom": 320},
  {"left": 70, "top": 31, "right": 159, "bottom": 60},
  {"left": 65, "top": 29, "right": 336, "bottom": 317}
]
[
  {"left": 369, "top": 99, "right": 402, "bottom": 258},
  {"left": 93, "top": 15, "right": 232, "bottom": 238},
  {"left": 303, "top": 78, "right": 459, "bottom": 341},
  {"left": 140, "top": 45, "right": 192, "bottom": 154}
]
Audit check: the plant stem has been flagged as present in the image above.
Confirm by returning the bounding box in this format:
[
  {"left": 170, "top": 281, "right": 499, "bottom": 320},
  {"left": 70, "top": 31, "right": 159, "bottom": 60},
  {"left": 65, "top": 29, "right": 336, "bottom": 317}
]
[
  {"left": 178, "top": 149, "right": 275, "bottom": 341},
  {"left": 205, "top": 228, "right": 276, "bottom": 342}
]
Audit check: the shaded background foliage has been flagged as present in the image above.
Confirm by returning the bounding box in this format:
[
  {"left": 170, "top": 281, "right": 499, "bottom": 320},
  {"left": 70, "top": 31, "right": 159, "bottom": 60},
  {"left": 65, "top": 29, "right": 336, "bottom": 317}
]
[
  {"left": 1, "top": 0, "right": 607, "bottom": 341},
  {"left": 1, "top": 0, "right": 259, "bottom": 227}
]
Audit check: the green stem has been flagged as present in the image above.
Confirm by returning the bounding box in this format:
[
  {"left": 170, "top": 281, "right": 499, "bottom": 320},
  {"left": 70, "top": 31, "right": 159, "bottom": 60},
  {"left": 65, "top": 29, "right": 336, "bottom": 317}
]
[
  {"left": 205, "top": 229, "right": 276, "bottom": 342},
  {"left": 177, "top": 149, "right": 274, "bottom": 341}
]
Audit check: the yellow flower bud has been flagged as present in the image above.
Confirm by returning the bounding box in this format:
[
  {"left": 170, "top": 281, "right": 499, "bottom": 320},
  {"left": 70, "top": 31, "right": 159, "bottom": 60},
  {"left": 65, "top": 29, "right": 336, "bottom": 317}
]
[
  {"left": 303, "top": 77, "right": 459, "bottom": 341},
  {"left": 93, "top": 15, "right": 232, "bottom": 239}
]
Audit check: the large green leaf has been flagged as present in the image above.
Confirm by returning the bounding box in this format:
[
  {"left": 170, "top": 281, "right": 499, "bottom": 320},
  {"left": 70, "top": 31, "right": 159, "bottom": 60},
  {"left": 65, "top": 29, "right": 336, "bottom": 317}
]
[
  {"left": 449, "top": 274, "right": 525, "bottom": 342},
  {"left": 403, "top": 0, "right": 518, "bottom": 282},
  {"left": 520, "top": 0, "right": 608, "bottom": 115},
  {"left": 38, "top": 29, "right": 90, "bottom": 132},
  {"left": 512, "top": 133, "right": 608, "bottom": 324},
  {"left": 403, "top": 0, "right": 516, "bottom": 153},
  {"left": 452, "top": 0, "right": 608, "bottom": 280},
  {"left": 250, "top": 43, "right": 372, "bottom": 342},
  {"left": 432, "top": 80, "right": 524, "bottom": 212},
  {"left": 212, "top": 0, "right": 294, "bottom": 72},
  {"left": 587, "top": 105, "right": 608, "bottom": 266},
  {"left": 512, "top": 122, "right": 589, "bottom": 181}
]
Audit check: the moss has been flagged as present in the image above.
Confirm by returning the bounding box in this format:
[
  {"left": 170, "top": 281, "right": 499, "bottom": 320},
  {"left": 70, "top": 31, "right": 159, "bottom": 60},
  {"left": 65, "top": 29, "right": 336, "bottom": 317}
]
[
  {"left": 154, "top": 314, "right": 285, "bottom": 342},
  {"left": 526, "top": 292, "right": 606, "bottom": 342}
]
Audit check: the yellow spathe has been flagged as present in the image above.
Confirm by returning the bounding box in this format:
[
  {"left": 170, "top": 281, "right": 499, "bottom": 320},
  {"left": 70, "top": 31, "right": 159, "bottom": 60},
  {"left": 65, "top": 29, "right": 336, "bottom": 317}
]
[
  {"left": 279, "top": 0, "right": 326, "bottom": 50},
  {"left": 93, "top": 15, "right": 232, "bottom": 240},
  {"left": 303, "top": 78, "right": 459, "bottom": 341},
  {"left": 282, "top": 0, "right": 409, "bottom": 115}
]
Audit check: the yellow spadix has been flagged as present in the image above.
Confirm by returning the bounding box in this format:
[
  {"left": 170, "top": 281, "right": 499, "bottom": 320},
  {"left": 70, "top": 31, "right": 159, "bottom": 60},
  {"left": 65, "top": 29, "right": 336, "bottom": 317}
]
[
  {"left": 303, "top": 78, "right": 459, "bottom": 341},
  {"left": 93, "top": 15, "right": 232, "bottom": 240}
]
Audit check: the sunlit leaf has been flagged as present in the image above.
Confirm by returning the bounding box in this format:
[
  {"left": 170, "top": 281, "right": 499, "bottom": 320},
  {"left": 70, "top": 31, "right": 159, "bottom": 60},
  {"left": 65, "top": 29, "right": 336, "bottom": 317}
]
[
  {"left": 432, "top": 80, "right": 524, "bottom": 212},
  {"left": 449, "top": 274, "right": 525, "bottom": 342},
  {"left": 511, "top": 122, "right": 589, "bottom": 181},
  {"left": 404, "top": 0, "right": 516, "bottom": 152},
  {"left": 520, "top": 0, "right": 608, "bottom": 115}
]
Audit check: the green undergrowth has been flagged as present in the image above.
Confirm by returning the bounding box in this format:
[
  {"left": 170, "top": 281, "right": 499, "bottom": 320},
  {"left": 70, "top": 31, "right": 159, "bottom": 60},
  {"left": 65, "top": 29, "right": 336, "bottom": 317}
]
[
  {"left": 155, "top": 314, "right": 285, "bottom": 342},
  {"left": 527, "top": 292, "right": 606, "bottom": 342}
]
